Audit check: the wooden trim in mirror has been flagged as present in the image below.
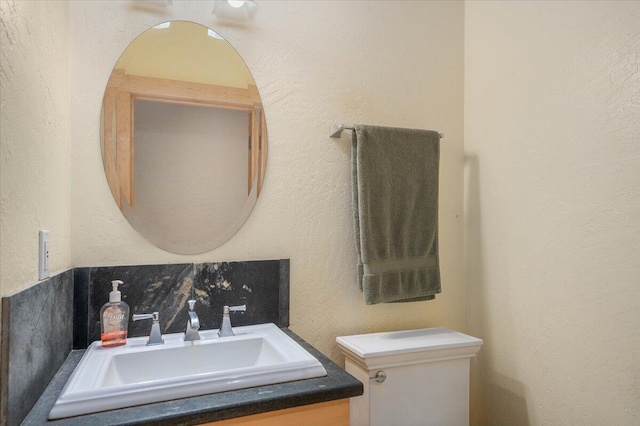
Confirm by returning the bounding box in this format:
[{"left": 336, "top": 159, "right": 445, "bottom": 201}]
[
  {"left": 104, "top": 71, "right": 263, "bottom": 213},
  {"left": 132, "top": 95, "right": 255, "bottom": 112},
  {"left": 102, "top": 87, "right": 121, "bottom": 210},
  {"left": 248, "top": 111, "right": 254, "bottom": 194},
  {"left": 259, "top": 112, "right": 268, "bottom": 196},
  {"left": 246, "top": 109, "right": 268, "bottom": 197},
  {"left": 116, "top": 91, "right": 134, "bottom": 208},
  {"left": 107, "top": 69, "right": 262, "bottom": 109},
  {"left": 251, "top": 110, "right": 259, "bottom": 194}
]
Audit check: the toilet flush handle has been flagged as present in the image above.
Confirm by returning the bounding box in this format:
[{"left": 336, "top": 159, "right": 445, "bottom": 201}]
[{"left": 370, "top": 370, "right": 386, "bottom": 383}]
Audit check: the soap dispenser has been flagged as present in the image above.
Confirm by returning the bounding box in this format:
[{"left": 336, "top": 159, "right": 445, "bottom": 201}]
[{"left": 100, "top": 280, "right": 130, "bottom": 347}]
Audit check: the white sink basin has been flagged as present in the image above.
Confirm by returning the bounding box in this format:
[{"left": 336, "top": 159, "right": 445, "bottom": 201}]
[{"left": 49, "top": 323, "right": 327, "bottom": 419}]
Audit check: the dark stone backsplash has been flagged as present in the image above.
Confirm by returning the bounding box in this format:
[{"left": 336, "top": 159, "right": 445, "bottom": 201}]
[
  {"left": 74, "top": 259, "right": 289, "bottom": 348},
  {"left": 1, "top": 270, "right": 74, "bottom": 426}
]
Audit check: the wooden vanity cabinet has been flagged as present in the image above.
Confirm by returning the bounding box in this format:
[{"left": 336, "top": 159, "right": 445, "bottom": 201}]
[{"left": 199, "top": 399, "right": 349, "bottom": 426}]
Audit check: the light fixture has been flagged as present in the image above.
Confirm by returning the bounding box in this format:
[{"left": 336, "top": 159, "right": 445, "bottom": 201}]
[{"left": 212, "top": 0, "right": 258, "bottom": 22}]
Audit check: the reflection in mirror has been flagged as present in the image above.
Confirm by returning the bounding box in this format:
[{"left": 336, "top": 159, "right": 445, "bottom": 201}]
[{"left": 100, "top": 21, "right": 267, "bottom": 254}]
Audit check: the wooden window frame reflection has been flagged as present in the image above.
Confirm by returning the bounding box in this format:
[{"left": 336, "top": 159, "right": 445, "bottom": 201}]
[{"left": 102, "top": 70, "right": 267, "bottom": 212}]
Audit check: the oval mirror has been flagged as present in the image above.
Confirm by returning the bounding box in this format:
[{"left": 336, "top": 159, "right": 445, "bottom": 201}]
[{"left": 100, "top": 21, "right": 267, "bottom": 254}]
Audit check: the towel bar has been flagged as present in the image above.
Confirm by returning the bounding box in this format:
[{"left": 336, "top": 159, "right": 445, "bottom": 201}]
[{"left": 329, "top": 124, "right": 444, "bottom": 139}]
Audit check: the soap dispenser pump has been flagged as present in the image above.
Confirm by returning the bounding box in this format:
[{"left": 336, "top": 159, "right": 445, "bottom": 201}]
[{"left": 100, "top": 280, "right": 130, "bottom": 347}]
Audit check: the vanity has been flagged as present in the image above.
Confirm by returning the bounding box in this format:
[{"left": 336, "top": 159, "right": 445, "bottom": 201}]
[
  {"left": 22, "top": 328, "right": 360, "bottom": 425},
  {"left": 2, "top": 259, "right": 361, "bottom": 426}
]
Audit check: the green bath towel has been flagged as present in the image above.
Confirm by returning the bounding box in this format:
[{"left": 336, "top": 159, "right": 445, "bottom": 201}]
[{"left": 352, "top": 124, "right": 441, "bottom": 305}]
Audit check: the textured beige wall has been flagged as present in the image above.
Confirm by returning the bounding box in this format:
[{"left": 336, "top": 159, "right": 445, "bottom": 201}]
[
  {"left": 0, "top": 1, "right": 71, "bottom": 298},
  {"left": 465, "top": 1, "right": 640, "bottom": 425},
  {"left": 69, "top": 0, "right": 465, "bottom": 361}
]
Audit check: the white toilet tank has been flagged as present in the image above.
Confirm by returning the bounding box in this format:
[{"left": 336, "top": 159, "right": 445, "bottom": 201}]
[{"left": 337, "top": 328, "right": 482, "bottom": 426}]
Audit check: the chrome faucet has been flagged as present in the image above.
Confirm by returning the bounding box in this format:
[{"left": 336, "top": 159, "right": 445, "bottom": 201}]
[
  {"left": 184, "top": 299, "right": 201, "bottom": 341},
  {"left": 218, "top": 305, "right": 246, "bottom": 337},
  {"left": 132, "top": 311, "right": 164, "bottom": 346}
]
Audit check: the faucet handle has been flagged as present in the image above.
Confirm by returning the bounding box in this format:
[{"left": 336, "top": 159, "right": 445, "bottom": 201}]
[
  {"left": 223, "top": 305, "right": 246, "bottom": 314},
  {"left": 218, "top": 305, "right": 247, "bottom": 338},
  {"left": 187, "top": 299, "right": 196, "bottom": 311},
  {"left": 132, "top": 312, "right": 163, "bottom": 346},
  {"left": 133, "top": 312, "right": 159, "bottom": 322}
]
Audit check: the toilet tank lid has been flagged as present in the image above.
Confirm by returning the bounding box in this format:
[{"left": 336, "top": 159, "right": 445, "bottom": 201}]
[{"left": 336, "top": 327, "right": 483, "bottom": 360}]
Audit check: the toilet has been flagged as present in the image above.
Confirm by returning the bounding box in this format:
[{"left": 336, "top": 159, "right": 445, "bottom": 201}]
[{"left": 337, "top": 327, "right": 482, "bottom": 426}]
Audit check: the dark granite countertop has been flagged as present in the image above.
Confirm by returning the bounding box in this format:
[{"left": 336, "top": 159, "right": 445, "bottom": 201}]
[{"left": 22, "top": 329, "right": 363, "bottom": 425}]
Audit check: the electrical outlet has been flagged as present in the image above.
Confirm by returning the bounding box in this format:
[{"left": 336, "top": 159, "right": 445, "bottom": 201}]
[{"left": 39, "top": 230, "right": 50, "bottom": 280}]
